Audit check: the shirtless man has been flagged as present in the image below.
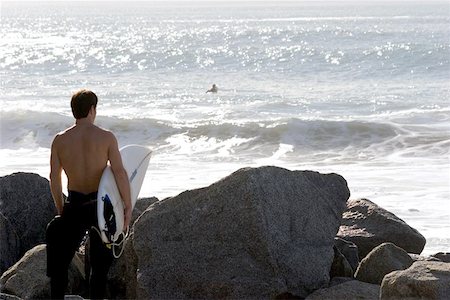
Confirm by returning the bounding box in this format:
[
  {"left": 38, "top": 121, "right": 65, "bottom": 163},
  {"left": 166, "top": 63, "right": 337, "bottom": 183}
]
[
  {"left": 46, "top": 89, "right": 131, "bottom": 299},
  {"left": 206, "top": 84, "right": 218, "bottom": 93}
]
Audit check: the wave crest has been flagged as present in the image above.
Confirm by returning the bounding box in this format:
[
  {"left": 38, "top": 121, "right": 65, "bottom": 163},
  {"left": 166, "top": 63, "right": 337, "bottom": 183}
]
[{"left": 1, "top": 110, "right": 403, "bottom": 152}]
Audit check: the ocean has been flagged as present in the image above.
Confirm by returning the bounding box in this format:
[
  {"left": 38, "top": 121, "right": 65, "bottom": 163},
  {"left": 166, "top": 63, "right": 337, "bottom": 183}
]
[{"left": 1, "top": 1, "right": 449, "bottom": 255}]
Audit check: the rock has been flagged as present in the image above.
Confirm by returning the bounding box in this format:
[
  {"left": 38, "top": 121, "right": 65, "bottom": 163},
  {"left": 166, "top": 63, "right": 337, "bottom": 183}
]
[
  {"left": 355, "top": 242, "right": 413, "bottom": 285},
  {"left": 131, "top": 197, "right": 158, "bottom": 225},
  {"left": 409, "top": 253, "right": 441, "bottom": 262},
  {"left": 0, "top": 293, "right": 22, "bottom": 300},
  {"left": 274, "top": 292, "right": 302, "bottom": 299},
  {"left": 0, "top": 173, "right": 56, "bottom": 274},
  {"left": 381, "top": 261, "right": 450, "bottom": 299},
  {"left": 431, "top": 252, "right": 450, "bottom": 263},
  {"left": 337, "top": 198, "right": 426, "bottom": 259},
  {"left": 0, "top": 214, "right": 20, "bottom": 274},
  {"left": 106, "top": 233, "right": 138, "bottom": 299},
  {"left": 305, "top": 280, "right": 380, "bottom": 300},
  {"left": 134, "top": 166, "right": 350, "bottom": 298},
  {"left": 334, "top": 237, "right": 359, "bottom": 273},
  {"left": 328, "top": 276, "right": 355, "bottom": 287},
  {"left": 0, "top": 244, "right": 84, "bottom": 299},
  {"left": 329, "top": 246, "right": 353, "bottom": 278}
]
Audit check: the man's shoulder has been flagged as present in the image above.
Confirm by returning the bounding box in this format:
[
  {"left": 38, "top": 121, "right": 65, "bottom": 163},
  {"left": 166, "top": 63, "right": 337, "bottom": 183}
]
[
  {"left": 52, "top": 127, "right": 72, "bottom": 144},
  {"left": 93, "top": 125, "right": 114, "bottom": 137},
  {"left": 92, "top": 125, "right": 117, "bottom": 144}
]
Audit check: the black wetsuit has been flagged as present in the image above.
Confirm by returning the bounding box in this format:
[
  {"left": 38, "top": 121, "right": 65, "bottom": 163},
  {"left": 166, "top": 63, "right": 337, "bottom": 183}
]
[{"left": 46, "top": 191, "right": 113, "bottom": 299}]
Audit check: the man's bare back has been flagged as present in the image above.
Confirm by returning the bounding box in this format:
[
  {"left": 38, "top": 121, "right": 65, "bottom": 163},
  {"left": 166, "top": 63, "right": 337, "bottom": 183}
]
[{"left": 52, "top": 123, "right": 113, "bottom": 194}]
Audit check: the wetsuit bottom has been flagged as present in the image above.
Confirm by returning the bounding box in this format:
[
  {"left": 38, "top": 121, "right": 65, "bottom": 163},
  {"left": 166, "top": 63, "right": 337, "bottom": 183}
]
[{"left": 46, "top": 190, "right": 113, "bottom": 299}]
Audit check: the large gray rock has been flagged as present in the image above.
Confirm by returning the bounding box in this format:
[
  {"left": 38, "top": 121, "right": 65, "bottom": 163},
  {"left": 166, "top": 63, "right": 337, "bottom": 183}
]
[
  {"left": 409, "top": 253, "right": 441, "bottom": 262},
  {"left": 305, "top": 280, "right": 380, "bottom": 300},
  {"left": 134, "top": 166, "right": 350, "bottom": 298},
  {"left": 0, "top": 173, "right": 56, "bottom": 274},
  {"left": 381, "top": 261, "right": 450, "bottom": 299},
  {"left": 0, "top": 244, "right": 83, "bottom": 299},
  {"left": 0, "top": 214, "right": 20, "bottom": 274},
  {"left": 329, "top": 246, "right": 353, "bottom": 279},
  {"left": 355, "top": 242, "right": 413, "bottom": 285},
  {"left": 431, "top": 252, "right": 450, "bottom": 263},
  {"left": 334, "top": 237, "right": 359, "bottom": 273},
  {"left": 131, "top": 197, "right": 158, "bottom": 225},
  {"left": 328, "top": 277, "right": 354, "bottom": 287},
  {"left": 106, "top": 233, "right": 138, "bottom": 299},
  {"left": 0, "top": 293, "right": 21, "bottom": 300},
  {"left": 337, "top": 198, "right": 426, "bottom": 259}
]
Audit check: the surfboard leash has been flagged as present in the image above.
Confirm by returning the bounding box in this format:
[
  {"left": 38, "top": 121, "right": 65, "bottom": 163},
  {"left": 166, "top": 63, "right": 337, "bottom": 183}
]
[{"left": 91, "top": 226, "right": 129, "bottom": 258}]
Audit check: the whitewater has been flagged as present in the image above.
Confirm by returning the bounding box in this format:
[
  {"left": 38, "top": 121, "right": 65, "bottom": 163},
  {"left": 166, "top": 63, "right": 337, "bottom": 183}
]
[{"left": 1, "top": 1, "right": 449, "bottom": 254}]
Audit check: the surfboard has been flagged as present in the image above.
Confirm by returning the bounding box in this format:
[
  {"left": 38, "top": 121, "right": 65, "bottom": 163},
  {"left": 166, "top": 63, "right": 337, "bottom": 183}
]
[{"left": 97, "top": 144, "right": 152, "bottom": 245}]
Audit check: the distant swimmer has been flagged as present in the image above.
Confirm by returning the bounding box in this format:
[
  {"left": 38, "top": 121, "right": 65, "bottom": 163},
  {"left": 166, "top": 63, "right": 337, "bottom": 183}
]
[{"left": 206, "top": 84, "right": 218, "bottom": 93}]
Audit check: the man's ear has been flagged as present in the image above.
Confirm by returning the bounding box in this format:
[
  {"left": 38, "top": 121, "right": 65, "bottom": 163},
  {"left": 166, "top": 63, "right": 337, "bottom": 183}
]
[{"left": 89, "top": 105, "right": 97, "bottom": 119}]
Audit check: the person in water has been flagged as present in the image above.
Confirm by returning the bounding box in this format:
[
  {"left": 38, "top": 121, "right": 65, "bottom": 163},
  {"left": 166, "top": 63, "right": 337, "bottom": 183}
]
[
  {"left": 46, "top": 89, "right": 131, "bottom": 299},
  {"left": 206, "top": 83, "right": 218, "bottom": 93}
]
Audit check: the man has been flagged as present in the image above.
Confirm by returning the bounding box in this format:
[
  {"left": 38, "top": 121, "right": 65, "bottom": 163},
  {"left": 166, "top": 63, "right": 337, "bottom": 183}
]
[
  {"left": 206, "top": 83, "right": 218, "bottom": 93},
  {"left": 46, "top": 89, "right": 131, "bottom": 299}
]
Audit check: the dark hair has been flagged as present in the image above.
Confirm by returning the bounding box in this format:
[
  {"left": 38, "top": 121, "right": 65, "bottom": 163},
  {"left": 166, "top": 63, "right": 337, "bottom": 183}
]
[{"left": 71, "top": 89, "right": 98, "bottom": 119}]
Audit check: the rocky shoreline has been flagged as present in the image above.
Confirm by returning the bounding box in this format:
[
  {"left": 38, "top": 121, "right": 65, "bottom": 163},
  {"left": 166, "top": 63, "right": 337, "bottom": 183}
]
[{"left": 1, "top": 167, "right": 449, "bottom": 299}]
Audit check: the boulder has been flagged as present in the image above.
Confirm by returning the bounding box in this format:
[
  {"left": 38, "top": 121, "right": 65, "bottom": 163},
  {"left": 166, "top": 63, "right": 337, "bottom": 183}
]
[
  {"left": 106, "top": 233, "right": 138, "bottom": 299},
  {"left": 131, "top": 197, "right": 158, "bottom": 225},
  {"left": 0, "top": 244, "right": 84, "bottom": 299},
  {"left": 133, "top": 166, "right": 350, "bottom": 298},
  {"left": 355, "top": 242, "right": 413, "bottom": 285},
  {"left": 381, "top": 261, "right": 450, "bottom": 299},
  {"left": 0, "top": 214, "right": 20, "bottom": 274},
  {"left": 305, "top": 280, "right": 380, "bottom": 300},
  {"left": 0, "top": 173, "right": 56, "bottom": 274},
  {"left": 329, "top": 246, "right": 353, "bottom": 278},
  {"left": 328, "top": 276, "right": 355, "bottom": 287},
  {"left": 409, "top": 253, "right": 441, "bottom": 262},
  {"left": 337, "top": 198, "right": 426, "bottom": 259},
  {"left": 431, "top": 252, "right": 450, "bottom": 263},
  {"left": 334, "top": 237, "right": 359, "bottom": 273},
  {"left": 0, "top": 293, "right": 21, "bottom": 300}
]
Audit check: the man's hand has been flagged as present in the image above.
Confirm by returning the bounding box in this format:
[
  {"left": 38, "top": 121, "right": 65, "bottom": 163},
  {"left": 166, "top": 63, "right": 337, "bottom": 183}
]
[{"left": 124, "top": 204, "right": 132, "bottom": 232}]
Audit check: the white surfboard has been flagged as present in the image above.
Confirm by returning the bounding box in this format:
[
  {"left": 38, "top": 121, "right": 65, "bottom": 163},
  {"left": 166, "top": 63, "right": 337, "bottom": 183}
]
[{"left": 97, "top": 144, "right": 152, "bottom": 244}]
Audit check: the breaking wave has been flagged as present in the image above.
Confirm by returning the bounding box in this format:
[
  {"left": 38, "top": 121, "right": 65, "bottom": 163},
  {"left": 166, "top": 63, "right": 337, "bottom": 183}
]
[{"left": 2, "top": 110, "right": 448, "bottom": 161}]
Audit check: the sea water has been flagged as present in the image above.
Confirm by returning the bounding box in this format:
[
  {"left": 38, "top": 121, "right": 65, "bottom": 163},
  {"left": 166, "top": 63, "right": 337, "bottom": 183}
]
[{"left": 1, "top": 1, "right": 449, "bottom": 255}]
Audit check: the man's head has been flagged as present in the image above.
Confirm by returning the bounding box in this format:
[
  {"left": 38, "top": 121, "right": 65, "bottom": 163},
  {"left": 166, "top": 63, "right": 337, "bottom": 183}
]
[{"left": 71, "top": 89, "right": 98, "bottom": 119}]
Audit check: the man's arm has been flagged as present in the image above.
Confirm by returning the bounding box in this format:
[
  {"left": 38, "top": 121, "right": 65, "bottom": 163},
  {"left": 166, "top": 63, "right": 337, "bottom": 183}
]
[
  {"left": 108, "top": 133, "right": 132, "bottom": 231},
  {"left": 50, "top": 136, "right": 64, "bottom": 215}
]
